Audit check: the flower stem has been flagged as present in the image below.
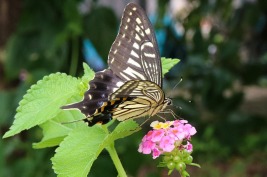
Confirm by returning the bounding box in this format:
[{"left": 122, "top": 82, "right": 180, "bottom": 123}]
[{"left": 106, "top": 142, "right": 127, "bottom": 177}]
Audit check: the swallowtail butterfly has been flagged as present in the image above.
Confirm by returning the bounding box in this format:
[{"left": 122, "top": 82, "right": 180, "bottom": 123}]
[{"left": 62, "top": 3, "right": 172, "bottom": 126}]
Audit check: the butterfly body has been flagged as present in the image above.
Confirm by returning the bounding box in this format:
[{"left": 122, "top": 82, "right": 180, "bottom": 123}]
[
  {"left": 62, "top": 3, "right": 172, "bottom": 126},
  {"left": 110, "top": 80, "right": 171, "bottom": 121}
]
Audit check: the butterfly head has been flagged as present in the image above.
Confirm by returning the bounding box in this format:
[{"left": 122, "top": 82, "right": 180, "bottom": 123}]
[
  {"left": 158, "top": 97, "right": 173, "bottom": 115},
  {"left": 165, "top": 97, "right": 172, "bottom": 106}
]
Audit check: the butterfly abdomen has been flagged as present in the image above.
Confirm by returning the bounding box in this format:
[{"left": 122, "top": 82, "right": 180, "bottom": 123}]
[
  {"left": 85, "top": 97, "right": 131, "bottom": 126},
  {"left": 84, "top": 113, "right": 112, "bottom": 126},
  {"left": 95, "top": 97, "right": 129, "bottom": 114}
]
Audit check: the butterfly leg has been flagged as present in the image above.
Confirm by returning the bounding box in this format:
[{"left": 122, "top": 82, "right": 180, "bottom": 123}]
[
  {"left": 155, "top": 114, "right": 167, "bottom": 122},
  {"left": 138, "top": 115, "right": 153, "bottom": 127},
  {"left": 159, "top": 109, "right": 181, "bottom": 119}
]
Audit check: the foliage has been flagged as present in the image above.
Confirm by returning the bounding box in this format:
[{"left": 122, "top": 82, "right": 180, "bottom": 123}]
[{"left": 165, "top": 0, "right": 267, "bottom": 162}]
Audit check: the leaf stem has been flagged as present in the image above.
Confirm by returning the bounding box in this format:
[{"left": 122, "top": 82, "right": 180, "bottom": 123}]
[
  {"left": 106, "top": 142, "right": 127, "bottom": 177},
  {"left": 69, "top": 36, "right": 79, "bottom": 76}
]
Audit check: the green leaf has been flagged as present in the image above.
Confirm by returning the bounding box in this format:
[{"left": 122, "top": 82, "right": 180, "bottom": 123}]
[
  {"left": 83, "top": 62, "right": 95, "bottom": 78},
  {"left": 161, "top": 57, "right": 180, "bottom": 76},
  {"left": 108, "top": 120, "right": 140, "bottom": 141},
  {"left": 81, "top": 63, "right": 95, "bottom": 90},
  {"left": 189, "top": 163, "right": 201, "bottom": 168},
  {"left": 52, "top": 124, "right": 108, "bottom": 177},
  {"left": 3, "top": 73, "right": 81, "bottom": 138},
  {"left": 33, "top": 110, "right": 84, "bottom": 149},
  {"left": 28, "top": 64, "right": 93, "bottom": 148},
  {"left": 52, "top": 120, "right": 140, "bottom": 177}
]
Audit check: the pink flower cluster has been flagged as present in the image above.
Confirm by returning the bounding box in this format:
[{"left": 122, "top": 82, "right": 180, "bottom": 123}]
[{"left": 138, "top": 120, "right": 197, "bottom": 159}]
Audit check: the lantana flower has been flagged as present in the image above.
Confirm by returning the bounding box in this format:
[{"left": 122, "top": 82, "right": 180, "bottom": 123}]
[{"left": 138, "top": 120, "right": 200, "bottom": 176}]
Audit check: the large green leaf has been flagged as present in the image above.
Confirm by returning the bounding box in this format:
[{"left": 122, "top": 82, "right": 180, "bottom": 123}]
[
  {"left": 52, "top": 124, "right": 108, "bottom": 177},
  {"left": 33, "top": 110, "right": 84, "bottom": 149},
  {"left": 108, "top": 120, "right": 140, "bottom": 141},
  {"left": 3, "top": 73, "right": 81, "bottom": 138},
  {"left": 52, "top": 120, "right": 139, "bottom": 177}
]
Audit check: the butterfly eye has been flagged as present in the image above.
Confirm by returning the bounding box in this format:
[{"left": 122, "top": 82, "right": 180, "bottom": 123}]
[{"left": 166, "top": 98, "right": 172, "bottom": 106}]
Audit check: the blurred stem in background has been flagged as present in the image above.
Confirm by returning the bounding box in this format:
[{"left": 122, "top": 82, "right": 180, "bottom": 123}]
[{"left": 70, "top": 36, "right": 79, "bottom": 76}]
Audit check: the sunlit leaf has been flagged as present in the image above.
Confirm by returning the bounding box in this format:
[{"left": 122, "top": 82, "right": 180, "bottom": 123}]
[
  {"left": 161, "top": 57, "right": 180, "bottom": 76},
  {"left": 52, "top": 124, "right": 108, "bottom": 177},
  {"left": 3, "top": 73, "right": 81, "bottom": 138}
]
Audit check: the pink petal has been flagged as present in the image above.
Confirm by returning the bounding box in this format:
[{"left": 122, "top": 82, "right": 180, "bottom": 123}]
[
  {"left": 151, "top": 129, "right": 165, "bottom": 142},
  {"left": 152, "top": 148, "right": 161, "bottom": 159},
  {"left": 184, "top": 141, "right": 193, "bottom": 152},
  {"left": 159, "top": 136, "right": 175, "bottom": 152},
  {"left": 169, "top": 127, "right": 186, "bottom": 140},
  {"left": 139, "top": 140, "right": 155, "bottom": 154},
  {"left": 183, "top": 124, "right": 197, "bottom": 136},
  {"left": 144, "top": 130, "right": 154, "bottom": 141}
]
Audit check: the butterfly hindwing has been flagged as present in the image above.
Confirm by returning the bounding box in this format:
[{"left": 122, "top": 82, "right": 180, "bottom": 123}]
[
  {"left": 110, "top": 80, "right": 166, "bottom": 121},
  {"left": 61, "top": 69, "right": 123, "bottom": 117},
  {"left": 109, "top": 80, "right": 164, "bottom": 103}
]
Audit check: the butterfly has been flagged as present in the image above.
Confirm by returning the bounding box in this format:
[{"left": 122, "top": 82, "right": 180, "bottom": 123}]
[{"left": 61, "top": 3, "right": 172, "bottom": 126}]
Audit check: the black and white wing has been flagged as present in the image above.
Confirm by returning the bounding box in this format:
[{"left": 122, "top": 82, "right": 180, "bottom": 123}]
[
  {"left": 61, "top": 69, "right": 123, "bottom": 117},
  {"left": 108, "top": 3, "right": 162, "bottom": 87}
]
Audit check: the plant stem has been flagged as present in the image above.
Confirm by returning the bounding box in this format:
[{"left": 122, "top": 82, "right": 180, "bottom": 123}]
[
  {"left": 69, "top": 36, "right": 79, "bottom": 76},
  {"left": 106, "top": 143, "right": 127, "bottom": 177}
]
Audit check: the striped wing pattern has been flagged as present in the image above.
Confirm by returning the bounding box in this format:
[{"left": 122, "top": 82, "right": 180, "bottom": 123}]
[
  {"left": 110, "top": 80, "right": 166, "bottom": 121},
  {"left": 62, "top": 3, "right": 170, "bottom": 126},
  {"left": 110, "top": 80, "right": 164, "bottom": 103},
  {"left": 108, "top": 3, "right": 162, "bottom": 87}
]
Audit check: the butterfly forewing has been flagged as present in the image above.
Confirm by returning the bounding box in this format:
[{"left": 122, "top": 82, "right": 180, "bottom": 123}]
[{"left": 108, "top": 3, "right": 162, "bottom": 87}]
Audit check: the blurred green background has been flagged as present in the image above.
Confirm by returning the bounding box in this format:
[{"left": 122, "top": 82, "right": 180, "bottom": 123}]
[{"left": 1, "top": 0, "right": 267, "bottom": 176}]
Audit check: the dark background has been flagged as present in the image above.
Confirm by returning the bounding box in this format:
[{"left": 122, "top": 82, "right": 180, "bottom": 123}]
[{"left": 1, "top": 0, "right": 267, "bottom": 176}]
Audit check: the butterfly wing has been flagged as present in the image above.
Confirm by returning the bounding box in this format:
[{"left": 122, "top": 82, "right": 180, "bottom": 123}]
[
  {"left": 61, "top": 69, "right": 123, "bottom": 117},
  {"left": 62, "top": 3, "right": 166, "bottom": 125},
  {"left": 108, "top": 3, "right": 162, "bottom": 87},
  {"left": 109, "top": 80, "right": 166, "bottom": 121},
  {"left": 109, "top": 80, "right": 164, "bottom": 103}
]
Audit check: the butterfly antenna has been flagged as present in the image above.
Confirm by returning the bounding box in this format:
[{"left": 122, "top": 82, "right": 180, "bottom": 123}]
[{"left": 169, "top": 77, "right": 183, "bottom": 99}]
